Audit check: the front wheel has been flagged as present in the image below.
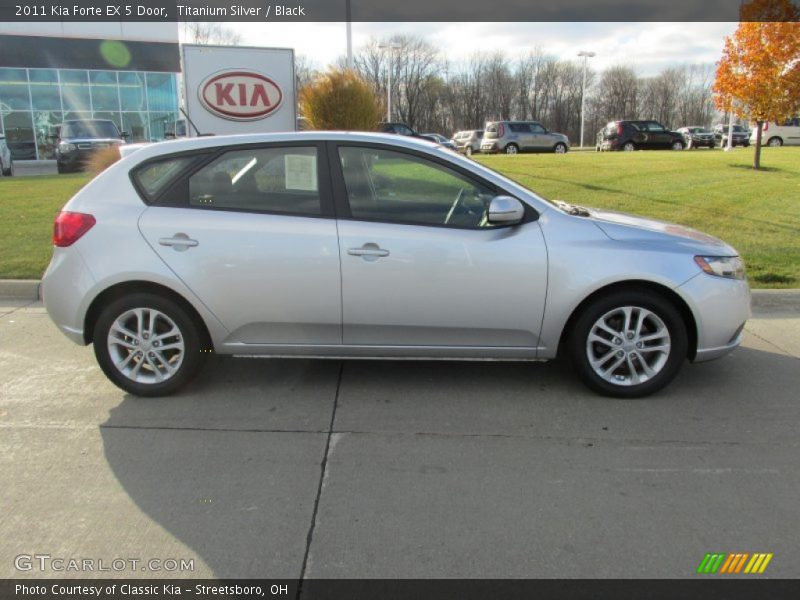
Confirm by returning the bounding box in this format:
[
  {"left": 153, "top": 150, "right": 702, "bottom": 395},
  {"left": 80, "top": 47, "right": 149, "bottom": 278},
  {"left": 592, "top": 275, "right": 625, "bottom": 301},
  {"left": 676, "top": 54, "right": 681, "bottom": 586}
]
[
  {"left": 567, "top": 290, "right": 688, "bottom": 398},
  {"left": 504, "top": 143, "right": 519, "bottom": 155},
  {"left": 465, "top": 146, "right": 473, "bottom": 157},
  {"left": 553, "top": 142, "right": 567, "bottom": 154},
  {"left": 93, "top": 293, "right": 206, "bottom": 397},
  {"left": 671, "top": 141, "right": 685, "bottom": 151},
  {"left": 1, "top": 159, "right": 12, "bottom": 176},
  {"left": 767, "top": 137, "right": 782, "bottom": 147}
]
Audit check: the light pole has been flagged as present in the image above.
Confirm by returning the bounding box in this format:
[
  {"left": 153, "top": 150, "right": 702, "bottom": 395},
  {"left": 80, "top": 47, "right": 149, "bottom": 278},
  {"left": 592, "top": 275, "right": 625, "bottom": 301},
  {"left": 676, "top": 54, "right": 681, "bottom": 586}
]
[
  {"left": 378, "top": 42, "right": 400, "bottom": 122},
  {"left": 577, "top": 50, "right": 595, "bottom": 149},
  {"left": 345, "top": 0, "right": 353, "bottom": 70}
]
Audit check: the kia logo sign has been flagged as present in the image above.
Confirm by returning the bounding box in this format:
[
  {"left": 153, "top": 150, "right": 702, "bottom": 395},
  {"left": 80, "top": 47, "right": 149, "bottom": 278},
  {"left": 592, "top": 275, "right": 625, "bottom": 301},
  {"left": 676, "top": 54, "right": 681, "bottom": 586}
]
[{"left": 198, "top": 70, "right": 283, "bottom": 121}]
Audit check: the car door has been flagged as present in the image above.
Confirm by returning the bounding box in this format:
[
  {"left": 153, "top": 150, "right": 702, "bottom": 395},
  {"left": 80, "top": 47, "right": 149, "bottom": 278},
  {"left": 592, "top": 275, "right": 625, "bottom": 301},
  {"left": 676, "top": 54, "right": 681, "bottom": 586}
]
[
  {"left": 644, "top": 121, "right": 671, "bottom": 148},
  {"left": 137, "top": 143, "right": 342, "bottom": 347},
  {"left": 508, "top": 123, "right": 534, "bottom": 150},
  {"left": 330, "top": 143, "right": 548, "bottom": 356},
  {"left": 529, "top": 122, "right": 551, "bottom": 149}
]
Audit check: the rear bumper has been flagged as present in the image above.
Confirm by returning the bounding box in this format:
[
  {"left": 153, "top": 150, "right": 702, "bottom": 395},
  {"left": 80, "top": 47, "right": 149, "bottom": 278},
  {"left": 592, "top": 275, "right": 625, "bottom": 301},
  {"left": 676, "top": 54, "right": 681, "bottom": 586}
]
[{"left": 41, "top": 247, "right": 96, "bottom": 345}]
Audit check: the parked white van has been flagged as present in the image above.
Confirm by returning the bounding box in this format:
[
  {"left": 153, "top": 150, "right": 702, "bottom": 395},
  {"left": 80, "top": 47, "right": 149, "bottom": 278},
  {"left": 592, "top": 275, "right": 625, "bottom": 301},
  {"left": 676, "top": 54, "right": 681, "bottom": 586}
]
[{"left": 751, "top": 117, "right": 800, "bottom": 146}]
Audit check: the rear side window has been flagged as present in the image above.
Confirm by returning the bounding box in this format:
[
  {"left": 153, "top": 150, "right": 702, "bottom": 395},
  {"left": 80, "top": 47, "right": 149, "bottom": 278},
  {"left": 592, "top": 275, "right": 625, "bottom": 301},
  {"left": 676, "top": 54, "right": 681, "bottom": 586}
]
[
  {"left": 133, "top": 155, "right": 198, "bottom": 201},
  {"left": 508, "top": 123, "right": 529, "bottom": 133},
  {"left": 188, "top": 146, "right": 320, "bottom": 216}
]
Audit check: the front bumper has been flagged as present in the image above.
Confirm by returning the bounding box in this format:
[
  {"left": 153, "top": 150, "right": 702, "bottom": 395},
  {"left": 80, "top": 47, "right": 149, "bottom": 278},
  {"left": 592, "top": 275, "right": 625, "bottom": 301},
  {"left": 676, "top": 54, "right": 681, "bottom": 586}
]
[{"left": 677, "top": 273, "right": 751, "bottom": 363}]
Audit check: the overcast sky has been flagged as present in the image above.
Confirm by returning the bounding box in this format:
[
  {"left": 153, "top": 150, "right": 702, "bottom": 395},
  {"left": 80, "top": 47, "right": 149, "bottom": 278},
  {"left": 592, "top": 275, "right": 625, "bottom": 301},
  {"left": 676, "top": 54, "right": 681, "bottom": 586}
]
[{"left": 221, "top": 22, "right": 738, "bottom": 76}]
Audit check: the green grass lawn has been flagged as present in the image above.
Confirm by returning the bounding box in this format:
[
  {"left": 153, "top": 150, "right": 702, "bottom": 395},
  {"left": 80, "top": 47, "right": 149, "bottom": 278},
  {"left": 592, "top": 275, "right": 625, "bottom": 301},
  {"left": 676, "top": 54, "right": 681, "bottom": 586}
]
[
  {"left": 478, "top": 147, "right": 800, "bottom": 288},
  {"left": 0, "top": 147, "right": 798, "bottom": 287}
]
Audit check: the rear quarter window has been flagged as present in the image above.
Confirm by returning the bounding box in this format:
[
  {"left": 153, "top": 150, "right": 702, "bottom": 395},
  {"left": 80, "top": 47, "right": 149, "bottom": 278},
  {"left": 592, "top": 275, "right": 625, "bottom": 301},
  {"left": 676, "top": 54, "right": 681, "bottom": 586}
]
[{"left": 132, "top": 155, "right": 201, "bottom": 202}]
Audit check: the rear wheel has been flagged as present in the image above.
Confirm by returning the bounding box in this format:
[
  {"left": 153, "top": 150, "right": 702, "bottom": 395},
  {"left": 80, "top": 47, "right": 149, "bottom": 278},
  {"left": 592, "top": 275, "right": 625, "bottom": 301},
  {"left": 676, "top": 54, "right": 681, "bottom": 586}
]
[
  {"left": 1, "top": 159, "right": 12, "bottom": 176},
  {"left": 504, "top": 143, "right": 519, "bottom": 155},
  {"left": 465, "top": 146, "right": 473, "bottom": 157},
  {"left": 622, "top": 142, "right": 635, "bottom": 152},
  {"left": 767, "top": 137, "right": 782, "bottom": 147},
  {"left": 93, "top": 293, "right": 206, "bottom": 397},
  {"left": 568, "top": 290, "right": 688, "bottom": 398}
]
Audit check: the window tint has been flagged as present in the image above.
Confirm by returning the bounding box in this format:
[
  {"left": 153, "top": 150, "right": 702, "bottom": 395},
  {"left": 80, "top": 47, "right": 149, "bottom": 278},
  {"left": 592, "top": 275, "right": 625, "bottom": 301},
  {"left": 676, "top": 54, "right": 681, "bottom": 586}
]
[
  {"left": 338, "top": 146, "right": 496, "bottom": 229},
  {"left": 508, "top": 123, "right": 530, "bottom": 133},
  {"left": 643, "top": 121, "right": 665, "bottom": 132},
  {"left": 189, "top": 147, "right": 320, "bottom": 215},
  {"left": 134, "top": 155, "right": 197, "bottom": 200},
  {"left": 530, "top": 123, "right": 546, "bottom": 134}
]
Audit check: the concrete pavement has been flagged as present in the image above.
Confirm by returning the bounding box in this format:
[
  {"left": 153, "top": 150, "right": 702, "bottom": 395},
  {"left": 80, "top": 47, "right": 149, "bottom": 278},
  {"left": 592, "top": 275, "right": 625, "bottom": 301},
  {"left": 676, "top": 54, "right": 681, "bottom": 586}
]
[{"left": 1, "top": 300, "right": 798, "bottom": 579}]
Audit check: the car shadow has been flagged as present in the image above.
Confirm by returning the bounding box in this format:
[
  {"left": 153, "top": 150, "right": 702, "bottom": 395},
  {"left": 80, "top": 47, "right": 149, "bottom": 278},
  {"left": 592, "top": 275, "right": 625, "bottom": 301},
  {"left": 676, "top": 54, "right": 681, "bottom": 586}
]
[{"left": 99, "top": 346, "right": 798, "bottom": 578}]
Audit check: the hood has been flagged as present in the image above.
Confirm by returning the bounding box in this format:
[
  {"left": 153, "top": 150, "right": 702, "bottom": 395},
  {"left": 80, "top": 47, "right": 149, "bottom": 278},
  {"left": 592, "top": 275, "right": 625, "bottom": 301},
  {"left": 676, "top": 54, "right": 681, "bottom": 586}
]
[{"left": 586, "top": 207, "right": 737, "bottom": 254}]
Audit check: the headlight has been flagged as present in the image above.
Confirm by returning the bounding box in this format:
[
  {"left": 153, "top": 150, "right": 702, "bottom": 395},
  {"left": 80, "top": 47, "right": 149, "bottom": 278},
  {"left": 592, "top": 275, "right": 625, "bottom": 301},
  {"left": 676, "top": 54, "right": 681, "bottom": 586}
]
[
  {"left": 58, "top": 142, "right": 76, "bottom": 153},
  {"left": 694, "top": 256, "right": 746, "bottom": 280}
]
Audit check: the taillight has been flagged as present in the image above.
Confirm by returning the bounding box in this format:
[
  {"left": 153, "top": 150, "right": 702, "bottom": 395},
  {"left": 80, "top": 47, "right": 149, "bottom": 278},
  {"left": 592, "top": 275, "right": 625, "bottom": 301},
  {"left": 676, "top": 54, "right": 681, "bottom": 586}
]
[
  {"left": 617, "top": 122, "right": 623, "bottom": 136},
  {"left": 763, "top": 122, "right": 769, "bottom": 131},
  {"left": 498, "top": 123, "right": 505, "bottom": 137},
  {"left": 53, "top": 211, "right": 96, "bottom": 247}
]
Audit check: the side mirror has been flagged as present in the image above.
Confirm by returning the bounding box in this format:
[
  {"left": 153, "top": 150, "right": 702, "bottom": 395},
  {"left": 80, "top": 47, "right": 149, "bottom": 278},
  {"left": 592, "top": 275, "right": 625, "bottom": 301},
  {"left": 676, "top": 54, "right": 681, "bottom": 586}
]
[
  {"left": 120, "top": 131, "right": 130, "bottom": 139},
  {"left": 488, "top": 195, "right": 525, "bottom": 225}
]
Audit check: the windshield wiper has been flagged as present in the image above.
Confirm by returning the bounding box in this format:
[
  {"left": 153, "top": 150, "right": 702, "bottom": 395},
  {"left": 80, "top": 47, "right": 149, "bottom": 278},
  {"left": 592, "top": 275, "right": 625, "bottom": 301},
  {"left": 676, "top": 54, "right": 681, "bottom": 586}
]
[{"left": 555, "top": 200, "right": 591, "bottom": 217}]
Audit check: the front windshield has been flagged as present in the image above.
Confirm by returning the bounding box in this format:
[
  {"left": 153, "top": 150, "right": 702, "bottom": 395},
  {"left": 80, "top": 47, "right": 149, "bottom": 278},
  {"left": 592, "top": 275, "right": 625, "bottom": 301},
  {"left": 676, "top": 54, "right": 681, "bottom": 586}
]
[
  {"left": 61, "top": 120, "right": 120, "bottom": 139},
  {"left": 690, "top": 127, "right": 711, "bottom": 133}
]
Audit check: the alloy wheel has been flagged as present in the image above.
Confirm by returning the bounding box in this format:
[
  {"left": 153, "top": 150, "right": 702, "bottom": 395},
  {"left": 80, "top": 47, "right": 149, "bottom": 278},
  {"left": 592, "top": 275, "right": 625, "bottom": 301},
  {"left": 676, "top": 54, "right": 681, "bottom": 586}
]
[
  {"left": 586, "top": 306, "right": 671, "bottom": 387},
  {"left": 107, "top": 307, "right": 185, "bottom": 384}
]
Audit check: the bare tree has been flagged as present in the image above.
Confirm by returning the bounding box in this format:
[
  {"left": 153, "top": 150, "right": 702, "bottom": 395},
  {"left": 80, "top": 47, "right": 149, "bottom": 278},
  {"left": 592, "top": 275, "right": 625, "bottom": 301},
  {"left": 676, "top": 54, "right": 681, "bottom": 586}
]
[{"left": 182, "top": 23, "right": 243, "bottom": 46}]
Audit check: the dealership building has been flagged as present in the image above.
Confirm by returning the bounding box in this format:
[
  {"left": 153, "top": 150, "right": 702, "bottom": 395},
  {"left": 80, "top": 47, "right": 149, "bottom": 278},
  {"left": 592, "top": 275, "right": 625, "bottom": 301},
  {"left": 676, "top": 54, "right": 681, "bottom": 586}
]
[{"left": 0, "top": 22, "right": 181, "bottom": 161}]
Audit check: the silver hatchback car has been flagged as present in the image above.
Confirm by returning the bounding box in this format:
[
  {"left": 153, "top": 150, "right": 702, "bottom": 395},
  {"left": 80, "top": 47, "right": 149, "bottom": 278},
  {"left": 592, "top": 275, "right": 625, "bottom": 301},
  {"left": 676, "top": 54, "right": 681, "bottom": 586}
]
[{"left": 43, "top": 132, "right": 750, "bottom": 398}]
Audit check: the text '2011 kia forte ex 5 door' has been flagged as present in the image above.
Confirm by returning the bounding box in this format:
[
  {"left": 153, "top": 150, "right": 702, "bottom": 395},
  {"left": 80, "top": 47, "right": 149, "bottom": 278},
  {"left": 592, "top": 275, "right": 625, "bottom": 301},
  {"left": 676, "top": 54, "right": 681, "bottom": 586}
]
[{"left": 42, "top": 133, "right": 750, "bottom": 398}]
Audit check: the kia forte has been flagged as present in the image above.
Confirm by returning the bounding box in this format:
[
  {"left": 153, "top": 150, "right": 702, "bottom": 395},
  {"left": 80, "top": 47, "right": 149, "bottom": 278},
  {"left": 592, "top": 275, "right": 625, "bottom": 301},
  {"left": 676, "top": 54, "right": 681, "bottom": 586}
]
[{"left": 42, "top": 132, "right": 750, "bottom": 398}]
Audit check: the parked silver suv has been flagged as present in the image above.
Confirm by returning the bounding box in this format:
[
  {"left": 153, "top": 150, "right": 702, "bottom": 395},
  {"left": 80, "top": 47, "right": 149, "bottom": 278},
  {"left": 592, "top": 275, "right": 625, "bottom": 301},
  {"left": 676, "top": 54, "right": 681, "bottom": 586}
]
[
  {"left": 0, "top": 134, "right": 14, "bottom": 176},
  {"left": 481, "top": 121, "right": 569, "bottom": 154},
  {"left": 452, "top": 130, "right": 484, "bottom": 156}
]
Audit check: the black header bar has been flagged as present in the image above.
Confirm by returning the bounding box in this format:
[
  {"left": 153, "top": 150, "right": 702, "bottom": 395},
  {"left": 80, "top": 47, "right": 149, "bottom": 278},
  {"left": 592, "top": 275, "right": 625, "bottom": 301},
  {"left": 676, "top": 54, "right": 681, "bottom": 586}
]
[{"left": 1, "top": 0, "right": 799, "bottom": 22}]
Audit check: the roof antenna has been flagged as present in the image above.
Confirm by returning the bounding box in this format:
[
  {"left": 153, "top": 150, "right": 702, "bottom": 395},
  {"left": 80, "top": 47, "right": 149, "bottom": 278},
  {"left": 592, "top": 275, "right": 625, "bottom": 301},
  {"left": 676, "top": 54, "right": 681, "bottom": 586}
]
[{"left": 180, "top": 107, "right": 212, "bottom": 137}]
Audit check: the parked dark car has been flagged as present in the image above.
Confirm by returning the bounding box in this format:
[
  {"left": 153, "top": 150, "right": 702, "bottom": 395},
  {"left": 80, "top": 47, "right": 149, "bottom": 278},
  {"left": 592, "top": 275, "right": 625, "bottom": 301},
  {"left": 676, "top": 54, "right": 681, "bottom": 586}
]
[
  {"left": 713, "top": 124, "right": 750, "bottom": 147},
  {"left": 597, "top": 120, "right": 685, "bottom": 151},
  {"left": 379, "top": 122, "right": 422, "bottom": 137},
  {"left": 677, "top": 126, "right": 716, "bottom": 149},
  {"left": 54, "top": 119, "right": 127, "bottom": 174}
]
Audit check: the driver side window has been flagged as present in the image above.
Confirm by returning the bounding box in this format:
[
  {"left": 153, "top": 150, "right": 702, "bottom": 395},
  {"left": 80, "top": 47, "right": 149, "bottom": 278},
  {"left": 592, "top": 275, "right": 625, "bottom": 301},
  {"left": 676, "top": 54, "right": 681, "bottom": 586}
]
[{"left": 338, "top": 146, "right": 496, "bottom": 229}]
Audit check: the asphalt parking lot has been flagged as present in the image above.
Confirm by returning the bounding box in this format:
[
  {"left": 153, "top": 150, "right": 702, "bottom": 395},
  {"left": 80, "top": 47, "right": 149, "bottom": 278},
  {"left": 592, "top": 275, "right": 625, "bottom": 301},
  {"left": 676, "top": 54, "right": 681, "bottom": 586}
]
[{"left": 1, "top": 298, "right": 798, "bottom": 579}]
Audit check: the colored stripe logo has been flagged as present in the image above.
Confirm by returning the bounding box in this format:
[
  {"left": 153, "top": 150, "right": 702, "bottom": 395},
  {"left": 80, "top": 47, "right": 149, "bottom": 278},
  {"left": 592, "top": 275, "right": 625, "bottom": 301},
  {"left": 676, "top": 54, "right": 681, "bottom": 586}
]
[{"left": 697, "top": 553, "right": 773, "bottom": 574}]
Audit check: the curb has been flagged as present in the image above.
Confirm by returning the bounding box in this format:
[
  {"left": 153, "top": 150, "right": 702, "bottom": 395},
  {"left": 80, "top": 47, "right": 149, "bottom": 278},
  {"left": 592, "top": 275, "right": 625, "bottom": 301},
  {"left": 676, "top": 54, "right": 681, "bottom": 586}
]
[
  {"left": 1, "top": 280, "right": 799, "bottom": 314},
  {"left": 0, "top": 279, "right": 41, "bottom": 301}
]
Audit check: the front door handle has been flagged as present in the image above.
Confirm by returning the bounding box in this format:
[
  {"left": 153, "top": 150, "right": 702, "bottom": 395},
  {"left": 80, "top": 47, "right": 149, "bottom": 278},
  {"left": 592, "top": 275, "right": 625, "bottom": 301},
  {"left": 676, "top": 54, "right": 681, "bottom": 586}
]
[
  {"left": 159, "top": 233, "right": 198, "bottom": 251},
  {"left": 347, "top": 243, "right": 390, "bottom": 261}
]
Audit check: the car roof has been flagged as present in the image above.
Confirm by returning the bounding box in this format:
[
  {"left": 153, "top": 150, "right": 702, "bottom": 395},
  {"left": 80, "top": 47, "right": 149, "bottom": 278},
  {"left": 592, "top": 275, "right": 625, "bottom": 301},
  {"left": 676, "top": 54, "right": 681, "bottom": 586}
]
[{"left": 121, "top": 131, "right": 444, "bottom": 164}]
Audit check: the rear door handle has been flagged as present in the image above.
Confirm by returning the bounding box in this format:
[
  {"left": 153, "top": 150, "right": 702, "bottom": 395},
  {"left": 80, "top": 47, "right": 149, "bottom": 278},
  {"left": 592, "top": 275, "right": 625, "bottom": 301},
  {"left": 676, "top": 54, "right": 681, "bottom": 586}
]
[
  {"left": 159, "top": 233, "right": 198, "bottom": 251},
  {"left": 347, "top": 243, "right": 390, "bottom": 261}
]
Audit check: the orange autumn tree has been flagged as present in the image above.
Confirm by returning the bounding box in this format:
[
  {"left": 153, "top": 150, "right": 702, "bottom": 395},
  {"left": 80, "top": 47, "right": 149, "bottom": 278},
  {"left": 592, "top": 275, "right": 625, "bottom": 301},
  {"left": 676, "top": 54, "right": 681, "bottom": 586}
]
[{"left": 713, "top": 0, "right": 800, "bottom": 169}]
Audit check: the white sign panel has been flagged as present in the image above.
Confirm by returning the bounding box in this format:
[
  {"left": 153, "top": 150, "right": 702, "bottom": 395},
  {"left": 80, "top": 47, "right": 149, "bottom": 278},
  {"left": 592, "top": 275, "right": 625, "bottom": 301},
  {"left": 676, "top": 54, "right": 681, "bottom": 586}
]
[{"left": 182, "top": 44, "right": 295, "bottom": 135}]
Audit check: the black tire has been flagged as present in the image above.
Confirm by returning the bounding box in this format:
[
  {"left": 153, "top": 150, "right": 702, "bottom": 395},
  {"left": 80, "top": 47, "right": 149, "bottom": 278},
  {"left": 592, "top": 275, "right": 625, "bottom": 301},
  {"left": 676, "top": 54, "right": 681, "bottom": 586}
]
[
  {"left": 567, "top": 289, "right": 689, "bottom": 398},
  {"left": 767, "top": 137, "right": 782, "bottom": 147},
  {"left": 2, "top": 159, "right": 12, "bottom": 176},
  {"left": 465, "top": 146, "right": 473, "bottom": 157},
  {"left": 622, "top": 142, "right": 635, "bottom": 152},
  {"left": 57, "top": 162, "right": 68, "bottom": 174},
  {"left": 504, "top": 143, "right": 519, "bottom": 155},
  {"left": 671, "top": 140, "right": 685, "bottom": 151},
  {"left": 553, "top": 142, "right": 568, "bottom": 154},
  {"left": 93, "top": 292, "right": 207, "bottom": 397}
]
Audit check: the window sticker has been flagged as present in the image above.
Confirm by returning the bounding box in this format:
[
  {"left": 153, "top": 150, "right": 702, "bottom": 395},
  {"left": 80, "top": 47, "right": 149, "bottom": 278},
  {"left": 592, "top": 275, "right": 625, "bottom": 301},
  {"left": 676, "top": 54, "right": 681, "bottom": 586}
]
[{"left": 284, "top": 154, "right": 317, "bottom": 191}]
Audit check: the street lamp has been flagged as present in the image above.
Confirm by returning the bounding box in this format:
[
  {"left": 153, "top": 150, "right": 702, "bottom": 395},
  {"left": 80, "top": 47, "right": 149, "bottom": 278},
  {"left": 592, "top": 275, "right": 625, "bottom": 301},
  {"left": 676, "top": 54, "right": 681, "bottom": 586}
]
[
  {"left": 378, "top": 42, "right": 401, "bottom": 122},
  {"left": 577, "top": 50, "right": 596, "bottom": 149}
]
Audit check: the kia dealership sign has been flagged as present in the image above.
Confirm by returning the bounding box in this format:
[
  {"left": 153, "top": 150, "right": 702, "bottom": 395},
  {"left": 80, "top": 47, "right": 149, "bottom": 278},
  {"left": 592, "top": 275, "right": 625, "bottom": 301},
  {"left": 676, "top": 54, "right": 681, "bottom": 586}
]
[
  {"left": 182, "top": 45, "right": 295, "bottom": 135},
  {"left": 199, "top": 70, "right": 283, "bottom": 121}
]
